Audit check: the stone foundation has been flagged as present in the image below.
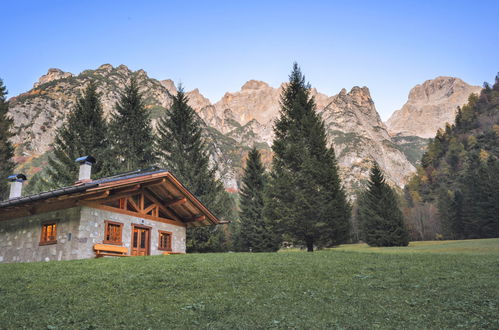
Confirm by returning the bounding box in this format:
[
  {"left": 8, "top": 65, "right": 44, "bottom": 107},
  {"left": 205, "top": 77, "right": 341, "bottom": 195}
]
[{"left": 0, "top": 206, "right": 186, "bottom": 263}]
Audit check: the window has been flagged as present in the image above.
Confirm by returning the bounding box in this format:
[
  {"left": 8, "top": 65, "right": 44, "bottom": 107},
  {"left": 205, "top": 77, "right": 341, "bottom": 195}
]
[
  {"left": 103, "top": 220, "right": 123, "bottom": 245},
  {"left": 158, "top": 231, "right": 172, "bottom": 251},
  {"left": 40, "top": 222, "right": 57, "bottom": 245}
]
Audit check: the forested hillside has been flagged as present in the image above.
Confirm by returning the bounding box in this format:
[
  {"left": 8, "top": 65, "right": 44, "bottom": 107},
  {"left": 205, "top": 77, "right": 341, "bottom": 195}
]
[{"left": 405, "top": 75, "right": 499, "bottom": 239}]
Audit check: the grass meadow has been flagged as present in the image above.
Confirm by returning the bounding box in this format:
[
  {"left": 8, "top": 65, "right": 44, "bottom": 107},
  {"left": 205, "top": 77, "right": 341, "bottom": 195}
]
[{"left": 0, "top": 239, "right": 498, "bottom": 329}]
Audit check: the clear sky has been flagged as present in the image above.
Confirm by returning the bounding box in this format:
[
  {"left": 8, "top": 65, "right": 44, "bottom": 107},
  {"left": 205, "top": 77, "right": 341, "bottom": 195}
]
[{"left": 1, "top": 0, "right": 498, "bottom": 120}]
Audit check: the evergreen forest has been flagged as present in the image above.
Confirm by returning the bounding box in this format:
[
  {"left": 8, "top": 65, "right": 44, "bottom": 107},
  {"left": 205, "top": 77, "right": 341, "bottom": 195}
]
[{"left": 405, "top": 74, "right": 499, "bottom": 239}]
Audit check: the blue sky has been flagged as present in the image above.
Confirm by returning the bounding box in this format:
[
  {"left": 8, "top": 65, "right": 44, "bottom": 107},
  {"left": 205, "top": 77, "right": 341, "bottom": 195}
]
[{"left": 1, "top": 0, "right": 498, "bottom": 120}]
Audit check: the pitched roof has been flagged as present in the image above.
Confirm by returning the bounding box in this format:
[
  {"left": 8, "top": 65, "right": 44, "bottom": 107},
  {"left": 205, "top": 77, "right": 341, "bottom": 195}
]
[
  {"left": 0, "top": 168, "right": 222, "bottom": 226},
  {"left": 0, "top": 168, "right": 164, "bottom": 209},
  {"left": 0, "top": 183, "right": 98, "bottom": 209}
]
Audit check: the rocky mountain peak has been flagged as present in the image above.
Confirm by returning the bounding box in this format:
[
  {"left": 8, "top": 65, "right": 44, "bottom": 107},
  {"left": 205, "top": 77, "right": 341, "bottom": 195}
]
[
  {"left": 160, "top": 79, "right": 177, "bottom": 95},
  {"left": 386, "top": 76, "right": 481, "bottom": 138},
  {"left": 327, "top": 86, "right": 379, "bottom": 121},
  {"left": 241, "top": 80, "right": 270, "bottom": 91},
  {"left": 186, "top": 88, "right": 212, "bottom": 110},
  {"left": 110, "top": 64, "right": 139, "bottom": 75},
  {"left": 408, "top": 76, "right": 472, "bottom": 104},
  {"left": 135, "top": 69, "right": 148, "bottom": 79},
  {"left": 97, "top": 63, "right": 114, "bottom": 72},
  {"left": 343, "top": 86, "right": 372, "bottom": 105},
  {"left": 214, "top": 80, "right": 281, "bottom": 128},
  {"left": 33, "top": 68, "right": 73, "bottom": 88}
]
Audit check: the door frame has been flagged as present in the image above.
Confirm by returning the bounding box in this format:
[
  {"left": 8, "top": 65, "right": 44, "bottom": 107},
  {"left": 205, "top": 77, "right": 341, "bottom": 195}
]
[{"left": 131, "top": 223, "right": 152, "bottom": 256}]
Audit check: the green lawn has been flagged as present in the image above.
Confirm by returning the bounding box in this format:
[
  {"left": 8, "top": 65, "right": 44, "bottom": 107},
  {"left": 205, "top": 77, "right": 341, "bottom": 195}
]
[
  {"left": 333, "top": 238, "right": 499, "bottom": 255},
  {"left": 0, "top": 239, "right": 498, "bottom": 329}
]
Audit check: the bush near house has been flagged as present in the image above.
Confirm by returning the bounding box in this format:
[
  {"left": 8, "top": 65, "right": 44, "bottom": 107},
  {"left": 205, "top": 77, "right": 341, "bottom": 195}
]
[{"left": 0, "top": 239, "right": 497, "bottom": 329}]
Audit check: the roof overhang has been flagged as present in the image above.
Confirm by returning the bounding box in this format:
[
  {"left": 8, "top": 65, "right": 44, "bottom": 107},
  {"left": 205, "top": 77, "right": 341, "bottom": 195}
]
[{"left": 0, "top": 170, "right": 222, "bottom": 226}]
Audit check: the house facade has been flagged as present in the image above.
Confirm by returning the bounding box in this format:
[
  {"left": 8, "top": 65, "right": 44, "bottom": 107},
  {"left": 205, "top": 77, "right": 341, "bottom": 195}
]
[{"left": 0, "top": 162, "right": 222, "bottom": 263}]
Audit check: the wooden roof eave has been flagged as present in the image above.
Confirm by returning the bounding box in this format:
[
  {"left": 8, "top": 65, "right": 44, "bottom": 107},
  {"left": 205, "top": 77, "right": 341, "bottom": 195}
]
[
  {"left": 164, "top": 172, "right": 221, "bottom": 226},
  {"left": 85, "top": 176, "right": 166, "bottom": 193}
]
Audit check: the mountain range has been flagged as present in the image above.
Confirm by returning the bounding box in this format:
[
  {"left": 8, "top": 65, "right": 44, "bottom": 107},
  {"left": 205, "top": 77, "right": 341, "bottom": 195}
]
[{"left": 7, "top": 64, "right": 481, "bottom": 194}]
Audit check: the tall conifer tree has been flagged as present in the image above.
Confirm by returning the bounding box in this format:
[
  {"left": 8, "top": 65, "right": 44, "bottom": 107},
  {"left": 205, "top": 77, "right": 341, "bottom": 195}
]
[
  {"left": 460, "top": 153, "right": 499, "bottom": 238},
  {"left": 155, "top": 86, "right": 234, "bottom": 252},
  {"left": 359, "top": 163, "right": 409, "bottom": 246},
  {"left": 46, "top": 81, "right": 110, "bottom": 188},
  {"left": 265, "top": 63, "right": 350, "bottom": 252},
  {"left": 109, "top": 77, "right": 156, "bottom": 172},
  {"left": 236, "top": 148, "right": 279, "bottom": 252},
  {"left": 437, "top": 189, "right": 464, "bottom": 239},
  {"left": 0, "top": 79, "right": 15, "bottom": 199}
]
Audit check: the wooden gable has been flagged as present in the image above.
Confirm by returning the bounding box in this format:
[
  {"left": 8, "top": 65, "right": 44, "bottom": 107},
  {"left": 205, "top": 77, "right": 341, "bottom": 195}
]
[{"left": 80, "top": 174, "right": 214, "bottom": 227}]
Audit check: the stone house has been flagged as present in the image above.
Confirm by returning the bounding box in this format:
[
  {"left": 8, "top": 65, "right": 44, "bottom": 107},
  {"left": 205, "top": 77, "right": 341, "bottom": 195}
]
[{"left": 0, "top": 157, "right": 222, "bottom": 263}]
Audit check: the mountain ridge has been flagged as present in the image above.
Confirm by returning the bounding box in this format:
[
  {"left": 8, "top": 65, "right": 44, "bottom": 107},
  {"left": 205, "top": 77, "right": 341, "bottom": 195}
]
[{"left": 10, "top": 64, "right": 474, "bottom": 194}]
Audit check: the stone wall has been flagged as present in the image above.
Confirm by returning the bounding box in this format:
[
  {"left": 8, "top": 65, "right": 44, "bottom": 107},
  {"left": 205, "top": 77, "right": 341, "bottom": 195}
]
[
  {"left": 0, "top": 206, "right": 187, "bottom": 263},
  {"left": 0, "top": 208, "right": 82, "bottom": 263},
  {"left": 78, "top": 206, "right": 187, "bottom": 258}
]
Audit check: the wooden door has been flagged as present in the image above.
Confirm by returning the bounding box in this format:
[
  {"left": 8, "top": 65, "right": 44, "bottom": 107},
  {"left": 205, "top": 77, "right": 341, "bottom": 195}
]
[{"left": 131, "top": 225, "right": 150, "bottom": 256}]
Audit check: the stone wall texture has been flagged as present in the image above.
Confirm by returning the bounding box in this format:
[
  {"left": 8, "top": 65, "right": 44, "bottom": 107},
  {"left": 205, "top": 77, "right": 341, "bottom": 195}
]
[
  {"left": 0, "top": 206, "right": 187, "bottom": 263},
  {"left": 78, "top": 206, "right": 186, "bottom": 259},
  {"left": 0, "top": 208, "right": 82, "bottom": 263}
]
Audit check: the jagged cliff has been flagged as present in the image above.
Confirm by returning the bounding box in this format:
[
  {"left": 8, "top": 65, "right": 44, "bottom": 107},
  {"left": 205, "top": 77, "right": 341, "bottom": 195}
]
[
  {"left": 384, "top": 76, "right": 482, "bottom": 167},
  {"left": 386, "top": 77, "right": 482, "bottom": 138},
  {"left": 318, "top": 87, "right": 414, "bottom": 190},
  {"left": 198, "top": 81, "right": 415, "bottom": 191},
  {"left": 8, "top": 64, "right": 417, "bottom": 193}
]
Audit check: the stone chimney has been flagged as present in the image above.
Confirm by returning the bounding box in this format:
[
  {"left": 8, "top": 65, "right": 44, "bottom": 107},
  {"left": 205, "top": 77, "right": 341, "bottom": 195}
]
[
  {"left": 75, "top": 156, "right": 96, "bottom": 183},
  {"left": 8, "top": 174, "right": 27, "bottom": 199}
]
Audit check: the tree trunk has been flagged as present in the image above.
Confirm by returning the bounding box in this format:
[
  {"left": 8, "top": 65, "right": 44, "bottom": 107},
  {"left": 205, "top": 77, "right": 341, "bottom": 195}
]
[{"left": 306, "top": 238, "right": 314, "bottom": 252}]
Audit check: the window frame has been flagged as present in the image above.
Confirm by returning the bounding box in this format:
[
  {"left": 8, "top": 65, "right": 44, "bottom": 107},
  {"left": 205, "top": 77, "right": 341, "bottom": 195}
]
[
  {"left": 158, "top": 230, "right": 173, "bottom": 251},
  {"left": 103, "top": 220, "right": 124, "bottom": 245},
  {"left": 39, "top": 221, "right": 58, "bottom": 245}
]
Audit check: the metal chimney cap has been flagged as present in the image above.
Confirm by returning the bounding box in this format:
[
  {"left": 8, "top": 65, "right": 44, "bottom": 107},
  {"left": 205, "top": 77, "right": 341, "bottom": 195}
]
[
  {"left": 75, "top": 156, "right": 96, "bottom": 165},
  {"left": 7, "top": 174, "right": 27, "bottom": 182}
]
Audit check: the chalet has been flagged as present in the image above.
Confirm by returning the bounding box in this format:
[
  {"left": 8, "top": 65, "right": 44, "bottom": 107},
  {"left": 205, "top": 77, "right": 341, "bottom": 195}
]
[{"left": 0, "top": 156, "right": 222, "bottom": 263}]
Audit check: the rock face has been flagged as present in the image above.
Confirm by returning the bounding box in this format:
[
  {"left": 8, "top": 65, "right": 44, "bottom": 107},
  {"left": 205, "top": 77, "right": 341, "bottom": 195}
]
[
  {"left": 386, "top": 77, "right": 482, "bottom": 138},
  {"left": 33, "top": 68, "right": 73, "bottom": 88},
  {"left": 9, "top": 64, "right": 417, "bottom": 194},
  {"left": 9, "top": 64, "right": 171, "bottom": 155},
  {"left": 185, "top": 80, "right": 415, "bottom": 191},
  {"left": 318, "top": 87, "right": 415, "bottom": 191}
]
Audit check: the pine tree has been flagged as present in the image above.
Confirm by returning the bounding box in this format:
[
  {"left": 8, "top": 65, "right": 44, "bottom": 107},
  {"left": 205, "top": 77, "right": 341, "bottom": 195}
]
[
  {"left": 46, "top": 81, "right": 111, "bottom": 188},
  {"left": 23, "top": 171, "right": 50, "bottom": 196},
  {"left": 155, "top": 86, "right": 234, "bottom": 252},
  {"left": 460, "top": 153, "right": 499, "bottom": 238},
  {"left": 437, "top": 189, "right": 464, "bottom": 239},
  {"left": 264, "top": 63, "right": 350, "bottom": 252},
  {"left": 359, "top": 163, "right": 409, "bottom": 246},
  {"left": 236, "top": 147, "right": 279, "bottom": 252},
  {"left": 109, "top": 77, "right": 156, "bottom": 172},
  {"left": 0, "top": 79, "right": 15, "bottom": 199}
]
